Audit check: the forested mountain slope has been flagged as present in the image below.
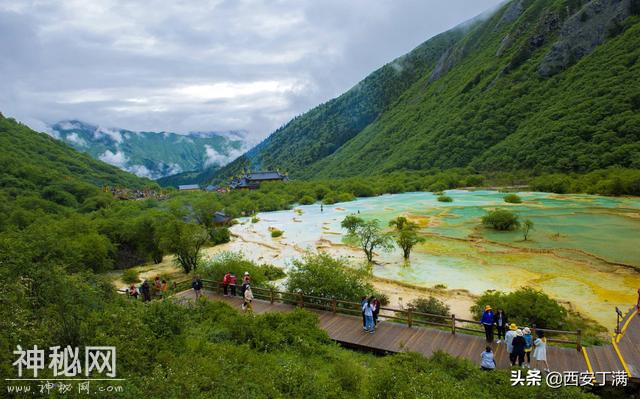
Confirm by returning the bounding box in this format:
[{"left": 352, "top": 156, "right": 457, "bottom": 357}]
[
  {"left": 0, "top": 114, "right": 153, "bottom": 229},
  {"left": 210, "top": 0, "right": 640, "bottom": 182}
]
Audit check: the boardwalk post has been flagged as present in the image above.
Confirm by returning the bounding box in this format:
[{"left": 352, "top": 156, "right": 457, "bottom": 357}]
[
  {"left": 270, "top": 287, "right": 274, "bottom": 304},
  {"left": 332, "top": 298, "right": 337, "bottom": 314},
  {"left": 217, "top": 281, "right": 222, "bottom": 296},
  {"left": 298, "top": 292, "right": 304, "bottom": 308},
  {"left": 407, "top": 308, "right": 413, "bottom": 328},
  {"left": 451, "top": 314, "right": 456, "bottom": 335},
  {"left": 576, "top": 329, "right": 582, "bottom": 352}
]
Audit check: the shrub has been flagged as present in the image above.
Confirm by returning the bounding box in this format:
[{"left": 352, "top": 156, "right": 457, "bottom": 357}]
[
  {"left": 209, "top": 227, "right": 231, "bottom": 245},
  {"left": 201, "top": 251, "right": 270, "bottom": 287},
  {"left": 408, "top": 296, "right": 450, "bottom": 323},
  {"left": 437, "top": 195, "right": 453, "bottom": 202},
  {"left": 261, "top": 264, "right": 286, "bottom": 280},
  {"left": 286, "top": 253, "right": 376, "bottom": 303},
  {"left": 251, "top": 216, "right": 260, "bottom": 223},
  {"left": 481, "top": 209, "right": 520, "bottom": 231},
  {"left": 503, "top": 193, "right": 522, "bottom": 203},
  {"left": 470, "top": 288, "right": 568, "bottom": 329},
  {"left": 121, "top": 269, "right": 139, "bottom": 284},
  {"left": 299, "top": 195, "right": 316, "bottom": 205},
  {"left": 271, "top": 229, "right": 283, "bottom": 238}
]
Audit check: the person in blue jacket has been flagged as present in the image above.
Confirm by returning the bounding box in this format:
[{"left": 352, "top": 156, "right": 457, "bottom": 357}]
[{"left": 480, "top": 305, "right": 494, "bottom": 343}]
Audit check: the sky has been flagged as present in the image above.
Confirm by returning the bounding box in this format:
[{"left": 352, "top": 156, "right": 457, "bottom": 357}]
[{"left": 0, "top": 0, "right": 504, "bottom": 141}]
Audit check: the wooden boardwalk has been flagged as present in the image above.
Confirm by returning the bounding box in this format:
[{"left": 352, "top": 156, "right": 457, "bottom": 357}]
[{"left": 174, "top": 289, "right": 640, "bottom": 378}]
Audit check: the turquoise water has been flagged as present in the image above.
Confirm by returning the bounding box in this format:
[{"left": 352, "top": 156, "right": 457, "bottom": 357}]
[{"left": 235, "top": 190, "right": 640, "bottom": 327}]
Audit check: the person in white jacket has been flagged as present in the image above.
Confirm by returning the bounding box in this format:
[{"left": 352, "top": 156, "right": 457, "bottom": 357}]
[
  {"left": 505, "top": 323, "right": 518, "bottom": 354},
  {"left": 242, "top": 284, "right": 254, "bottom": 313}
]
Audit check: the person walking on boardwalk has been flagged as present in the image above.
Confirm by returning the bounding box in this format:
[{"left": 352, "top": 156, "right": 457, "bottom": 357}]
[
  {"left": 523, "top": 327, "right": 533, "bottom": 368},
  {"left": 493, "top": 308, "right": 508, "bottom": 343},
  {"left": 160, "top": 279, "right": 168, "bottom": 297},
  {"left": 480, "top": 346, "right": 496, "bottom": 371},
  {"left": 192, "top": 276, "right": 203, "bottom": 299},
  {"left": 242, "top": 284, "right": 254, "bottom": 313},
  {"left": 229, "top": 272, "right": 237, "bottom": 296},
  {"left": 222, "top": 271, "right": 231, "bottom": 296},
  {"left": 140, "top": 280, "right": 151, "bottom": 302},
  {"left": 362, "top": 297, "right": 375, "bottom": 334},
  {"left": 360, "top": 296, "right": 368, "bottom": 330},
  {"left": 505, "top": 323, "right": 518, "bottom": 355},
  {"left": 241, "top": 272, "right": 251, "bottom": 297},
  {"left": 129, "top": 284, "right": 139, "bottom": 300},
  {"left": 510, "top": 329, "right": 526, "bottom": 367},
  {"left": 533, "top": 330, "right": 550, "bottom": 373},
  {"left": 371, "top": 296, "right": 381, "bottom": 328},
  {"left": 480, "top": 305, "right": 494, "bottom": 343}
]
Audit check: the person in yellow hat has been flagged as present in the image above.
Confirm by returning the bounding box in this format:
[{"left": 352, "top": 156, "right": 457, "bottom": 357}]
[
  {"left": 480, "top": 305, "right": 494, "bottom": 343},
  {"left": 505, "top": 323, "right": 518, "bottom": 355}
]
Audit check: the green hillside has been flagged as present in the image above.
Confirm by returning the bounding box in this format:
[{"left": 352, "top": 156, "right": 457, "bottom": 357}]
[
  {"left": 210, "top": 0, "right": 640, "bottom": 182},
  {"left": 0, "top": 114, "right": 153, "bottom": 228}
]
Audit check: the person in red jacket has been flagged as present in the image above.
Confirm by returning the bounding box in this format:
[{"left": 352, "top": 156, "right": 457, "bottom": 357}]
[
  {"left": 229, "top": 272, "right": 237, "bottom": 297},
  {"left": 222, "top": 271, "right": 231, "bottom": 296}
]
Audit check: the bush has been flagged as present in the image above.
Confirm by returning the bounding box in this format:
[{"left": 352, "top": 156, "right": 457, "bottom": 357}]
[
  {"left": 481, "top": 209, "right": 520, "bottom": 231},
  {"left": 286, "top": 253, "right": 376, "bottom": 303},
  {"left": 271, "top": 229, "right": 283, "bottom": 238},
  {"left": 261, "top": 264, "right": 286, "bottom": 280},
  {"left": 437, "top": 195, "right": 453, "bottom": 202},
  {"left": 209, "top": 227, "right": 231, "bottom": 245},
  {"left": 299, "top": 195, "right": 316, "bottom": 205},
  {"left": 503, "top": 193, "right": 522, "bottom": 203},
  {"left": 408, "top": 296, "right": 450, "bottom": 321},
  {"left": 470, "top": 288, "right": 568, "bottom": 329},
  {"left": 251, "top": 216, "right": 260, "bottom": 223},
  {"left": 121, "top": 268, "right": 139, "bottom": 284},
  {"left": 201, "top": 251, "right": 270, "bottom": 287}
]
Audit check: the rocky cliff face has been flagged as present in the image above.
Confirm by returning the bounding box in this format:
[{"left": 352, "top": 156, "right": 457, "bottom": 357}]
[{"left": 539, "top": 0, "right": 631, "bottom": 76}]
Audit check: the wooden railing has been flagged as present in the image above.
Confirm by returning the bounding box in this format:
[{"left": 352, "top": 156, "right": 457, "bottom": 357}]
[{"left": 174, "top": 278, "right": 582, "bottom": 351}]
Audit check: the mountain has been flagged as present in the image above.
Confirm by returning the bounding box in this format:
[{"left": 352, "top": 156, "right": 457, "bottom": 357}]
[
  {"left": 210, "top": 0, "right": 640, "bottom": 182},
  {"left": 49, "top": 120, "right": 250, "bottom": 180},
  {"left": 0, "top": 114, "right": 150, "bottom": 190}
]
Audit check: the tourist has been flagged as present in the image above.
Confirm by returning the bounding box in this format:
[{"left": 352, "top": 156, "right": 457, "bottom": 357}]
[
  {"left": 360, "top": 296, "right": 368, "bottom": 330},
  {"left": 242, "top": 284, "right": 254, "bottom": 312},
  {"left": 480, "top": 346, "right": 496, "bottom": 371},
  {"left": 154, "top": 276, "right": 162, "bottom": 290},
  {"left": 362, "top": 298, "right": 375, "bottom": 334},
  {"left": 533, "top": 331, "right": 550, "bottom": 373},
  {"left": 505, "top": 323, "right": 518, "bottom": 355},
  {"left": 129, "top": 284, "right": 139, "bottom": 300},
  {"left": 222, "top": 271, "right": 231, "bottom": 296},
  {"left": 140, "top": 280, "right": 151, "bottom": 302},
  {"left": 161, "top": 279, "right": 168, "bottom": 297},
  {"left": 523, "top": 327, "right": 533, "bottom": 368},
  {"left": 371, "top": 296, "right": 381, "bottom": 328},
  {"left": 480, "top": 305, "right": 494, "bottom": 343},
  {"left": 229, "top": 272, "right": 237, "bottom": 296},
  {"left": 493, "top": 308, "right": 508, "bottom": 343},
  {"left": 192, "top": 276, "right": 203, "bottom": 299},
  {"left": 510, "top": 329, "right": 526, "bottom": 367},
  {"left": 241, "top": 272, "right": 251, "bottom": 297}
]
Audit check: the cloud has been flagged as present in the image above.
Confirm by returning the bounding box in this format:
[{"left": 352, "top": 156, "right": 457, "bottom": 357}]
[
  {"left": 65, "top": 132, "right": 87, "bottom": 147},
  {"left": 99, "top": 149, "right": 128, "bottom": 167},
  {"left": 203, "top": 144, "right": 246, "bottom": 168},
  {"left": 0, "top": 0, "right": 504, "bottom": 141}
]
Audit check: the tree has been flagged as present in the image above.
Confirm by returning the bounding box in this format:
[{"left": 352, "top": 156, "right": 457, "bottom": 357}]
[
  {"left": 341, "top": 216, "right": 393, "bottom": 262},
  {"left": 481, "top": 209, "right": 520, "bottom": 231},
  {"left": 160, "top": 219, "right": 208, "bottom": 274},
  {"left": 522, "top": 219, "right": 534, "bottom": 241},
  {"left": 389, "top": 216, "right": 425, "bottom": 259}
]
